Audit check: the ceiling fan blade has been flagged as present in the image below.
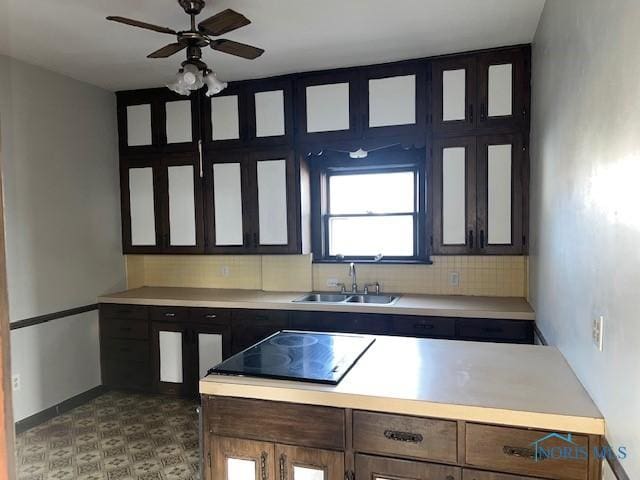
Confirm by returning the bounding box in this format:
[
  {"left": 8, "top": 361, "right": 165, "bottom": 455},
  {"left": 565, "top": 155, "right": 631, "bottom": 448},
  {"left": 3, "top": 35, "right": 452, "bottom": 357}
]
[
  {"left": 106, "top": 16, "right": 176, "bottom": 35},
  {"left": 211, "top": 39, "right": 264, "bottom": 60},
  {"left": 198, "top": 9, "right": 250, "bottom": 36},
  {"left": 147, "top": 42, "right": 188, "bottom": 58}
]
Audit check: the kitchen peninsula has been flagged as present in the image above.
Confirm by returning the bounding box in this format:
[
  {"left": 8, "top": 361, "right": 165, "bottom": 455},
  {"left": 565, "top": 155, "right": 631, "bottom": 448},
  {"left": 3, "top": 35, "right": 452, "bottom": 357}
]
[{"left": 200, "top": 335, "right": 604, "bottom": 480}]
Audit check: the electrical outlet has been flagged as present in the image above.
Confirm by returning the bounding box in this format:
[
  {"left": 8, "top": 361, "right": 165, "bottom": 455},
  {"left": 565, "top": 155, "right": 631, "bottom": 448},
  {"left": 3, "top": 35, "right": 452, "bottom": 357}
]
[
  {"left": 326, "top": 278, "right": 340, "bottom": 288},
  {"left": 449, "top": 271, "right": 460, "bottom": 287},
  {"left": 12, "top": 374, "right": 20, "bottom": 392},
  {"left": 592, "top": 316, "right": 604, "bottom": 351},
  {"left": 221, "top": 266, "right": 230, "bottom": 277}
]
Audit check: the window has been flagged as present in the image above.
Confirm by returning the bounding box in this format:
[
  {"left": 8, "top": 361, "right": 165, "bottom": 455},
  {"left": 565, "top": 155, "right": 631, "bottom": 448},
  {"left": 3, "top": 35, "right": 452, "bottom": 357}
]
[{"left": 311, "top": 147, "right": 429, "bottom": 262}]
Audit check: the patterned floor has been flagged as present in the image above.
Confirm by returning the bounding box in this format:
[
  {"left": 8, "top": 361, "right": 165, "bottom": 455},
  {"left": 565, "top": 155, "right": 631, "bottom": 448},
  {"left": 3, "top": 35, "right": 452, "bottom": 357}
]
[{"left": 15, "top": 391, "right": 200, "bottom": 480}]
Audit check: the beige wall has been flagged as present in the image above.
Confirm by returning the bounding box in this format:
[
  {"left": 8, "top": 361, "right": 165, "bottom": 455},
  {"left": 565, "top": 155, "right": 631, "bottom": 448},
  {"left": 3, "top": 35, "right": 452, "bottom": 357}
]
[
  {"left": 529, "top": 0, "right": 639, "bottom": 477},
  {"left": 126, "top": 254, "right": 527, "bottom": 297},
  {"left": 0, "top": 56, "right": 125, "bottom": 421}
]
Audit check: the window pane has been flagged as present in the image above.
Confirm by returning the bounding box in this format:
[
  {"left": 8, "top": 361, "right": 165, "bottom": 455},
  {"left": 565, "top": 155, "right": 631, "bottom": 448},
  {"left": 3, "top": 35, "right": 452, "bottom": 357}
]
[
  {"left": 329, "top": 172, "right": 414, "bottom": 214},
  {"left": 329, "top": 215, "right": 413, "bottom": 256}
]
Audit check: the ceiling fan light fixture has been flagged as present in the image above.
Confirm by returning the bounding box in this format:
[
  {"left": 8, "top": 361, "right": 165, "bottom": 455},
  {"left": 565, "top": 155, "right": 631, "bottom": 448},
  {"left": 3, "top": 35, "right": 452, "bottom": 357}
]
[{"left": 204, "top": 71, "right": 228, "bottom": 96}]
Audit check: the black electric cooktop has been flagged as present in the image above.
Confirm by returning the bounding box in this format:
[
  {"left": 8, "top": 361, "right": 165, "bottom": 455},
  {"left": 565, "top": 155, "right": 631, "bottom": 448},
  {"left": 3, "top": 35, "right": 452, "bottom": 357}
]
[{"left": 208, "top": 331, "right": 375, "bottom": 385}]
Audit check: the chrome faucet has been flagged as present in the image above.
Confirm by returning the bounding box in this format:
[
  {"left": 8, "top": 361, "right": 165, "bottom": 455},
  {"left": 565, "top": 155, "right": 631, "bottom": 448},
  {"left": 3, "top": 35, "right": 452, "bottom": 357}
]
[{"left": 348, "top": 262, "right": 358, "bottom": 293}]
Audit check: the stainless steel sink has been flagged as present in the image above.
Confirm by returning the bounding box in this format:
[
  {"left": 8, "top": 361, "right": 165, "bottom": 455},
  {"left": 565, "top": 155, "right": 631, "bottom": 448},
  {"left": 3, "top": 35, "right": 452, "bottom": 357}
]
[
  {"left": 345, "top": 295, "right": 399, "bottom": 305},
  {"left": 292, "top": 293, "right": 399, "bottom": 305},
  {"left": 293, "top": 293, "right": 351, "bottom": 303}
]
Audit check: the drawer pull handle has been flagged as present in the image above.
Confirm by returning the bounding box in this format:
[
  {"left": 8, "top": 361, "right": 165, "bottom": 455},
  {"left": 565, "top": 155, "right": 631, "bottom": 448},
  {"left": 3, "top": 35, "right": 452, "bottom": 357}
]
[
  {"left": 164, "top": 313, "right": 176, "bottom": 317},
  {"left": 384, "top": 429, "right": 423, "bottom": 443},
  {"left": 503, "top": 445, "right": 539, "bottom": 460},
  {"left": 205, "top": 314, "right": 217, "bottom": 319}
]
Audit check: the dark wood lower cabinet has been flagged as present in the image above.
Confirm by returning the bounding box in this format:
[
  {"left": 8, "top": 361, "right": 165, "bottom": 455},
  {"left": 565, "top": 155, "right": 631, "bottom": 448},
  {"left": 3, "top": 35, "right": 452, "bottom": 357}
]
[
  {"left": 355, "top": 454, "right": 461, "bottom": 480},
  {"left": 202, "top": 397, "right": 600, "bottom": 480},
  {"left": 100, "top": 303, "right": 533, "bottom": 395}
]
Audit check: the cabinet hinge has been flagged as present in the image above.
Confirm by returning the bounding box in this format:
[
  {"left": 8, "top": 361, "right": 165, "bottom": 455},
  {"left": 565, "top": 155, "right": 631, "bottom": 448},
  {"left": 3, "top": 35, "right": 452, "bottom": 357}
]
[
  {"left": 523, "top": 235, "right": 527, "bottom": 246},
  {"left": 207, "top": 452, "right": 211, "bottom": 468}
]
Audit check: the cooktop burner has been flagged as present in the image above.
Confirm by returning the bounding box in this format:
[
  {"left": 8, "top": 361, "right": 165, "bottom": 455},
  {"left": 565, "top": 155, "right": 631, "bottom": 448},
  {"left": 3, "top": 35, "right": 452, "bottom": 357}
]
[{"left": 209, "top": 331, "right": 375, "bottom": 385}]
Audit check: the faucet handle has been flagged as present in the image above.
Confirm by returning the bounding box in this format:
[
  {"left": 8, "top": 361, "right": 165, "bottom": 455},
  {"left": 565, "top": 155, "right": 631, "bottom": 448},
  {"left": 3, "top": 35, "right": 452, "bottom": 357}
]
[
  {"left": 335, "top": 283, "right": 347, "bottom": 294},
  {"left": 364, "top": 282, "right": 380, "bottom": 295}
]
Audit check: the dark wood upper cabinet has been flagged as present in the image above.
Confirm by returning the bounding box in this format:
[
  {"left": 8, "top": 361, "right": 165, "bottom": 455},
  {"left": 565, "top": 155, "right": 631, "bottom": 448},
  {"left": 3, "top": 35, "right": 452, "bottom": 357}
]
[
  {"left": 117, "top": 88, "right": 200, "bottom": 154},
  {"left": 116, "top": 45, "right": 530, "bottom": 256},
  {"left": 431, "top": 46, "right": 528, "bottom": 136},
  {"left": 201, "top": 83, "right": 246, "bottom": 149},
  {"left": 432, "top": 136, "right": 477, "bottom": 255},
  {"left": 246, "top": 77, "right": 294, "bottom": 146},
  {"left": 432, "top": 134, "right": 524, "bottom": 255},
  {"left": 432, "top": 56, "right": 477, "bottom": 136},
  {"left": 295, "top": 70, "right": 361, "bottom": 144},
  {"left": 477, "top": 49, "right": 528, "bottom": 131},
  {"left": 121, "top": 151, "right": 204, "bottom": 254},
  {"left": 361, "top": 62, "right": 427, "bottom": 140},
  {"left": 203, "top": 147, "right": 308, "bottom": 254},
  {"left": 476, "top": 133, "right": 524, "bottom": 254}
]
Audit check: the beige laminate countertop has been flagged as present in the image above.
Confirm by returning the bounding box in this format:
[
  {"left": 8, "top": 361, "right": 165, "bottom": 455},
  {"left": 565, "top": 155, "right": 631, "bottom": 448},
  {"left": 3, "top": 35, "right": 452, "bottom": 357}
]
[
  {"left": 200, "top": 336, "right": 604, "bottom": 435},
  {"left": 98, "top": 287, "right": 535, "bottom": 320}
]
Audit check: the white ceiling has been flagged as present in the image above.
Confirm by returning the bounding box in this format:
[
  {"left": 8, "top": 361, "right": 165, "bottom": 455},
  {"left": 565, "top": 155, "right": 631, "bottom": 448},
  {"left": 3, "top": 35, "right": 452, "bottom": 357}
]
[{"left": 0, "top": 0, "right": 545, "bottom": 92}]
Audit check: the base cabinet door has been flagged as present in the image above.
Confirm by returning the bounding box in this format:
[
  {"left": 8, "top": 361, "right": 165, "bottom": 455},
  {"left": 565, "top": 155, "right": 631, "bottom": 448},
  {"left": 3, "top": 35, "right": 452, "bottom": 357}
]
[
  {"left": 212, "top": 436, "right": 275, "bottom": 480},
  {"left": 277, "top": 444, "right": 344, "bottom": 480},
  {"left": 355, "top": 454, "right": 461, "bottom": 480},
  {"left": 151, "top": 322, "right": 188, "bottom": 396}
]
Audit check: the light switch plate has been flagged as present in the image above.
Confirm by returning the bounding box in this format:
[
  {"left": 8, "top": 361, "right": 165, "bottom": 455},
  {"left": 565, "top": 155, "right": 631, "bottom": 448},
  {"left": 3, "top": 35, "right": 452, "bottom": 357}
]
[
  {"left": 592, "top": 316, "right": 604, "bottom": 351},
  {"left": 12, "top": 374, "right": 20, "bottom": 391},
  {"left": 449, "top": 271, "right": 460, "bottom": 287}
]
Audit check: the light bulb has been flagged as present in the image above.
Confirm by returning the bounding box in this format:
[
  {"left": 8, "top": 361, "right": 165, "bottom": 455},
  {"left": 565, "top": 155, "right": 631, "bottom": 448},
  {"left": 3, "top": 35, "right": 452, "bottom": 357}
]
[
  {"left": 204, "top": 71, "right": 228, "bottom": 97},
  {"left": 167, "top": 71, "right": 192, "bottom": 96},
  {"left": 182, "top": 64, "right": 199, "bottom": 86}
]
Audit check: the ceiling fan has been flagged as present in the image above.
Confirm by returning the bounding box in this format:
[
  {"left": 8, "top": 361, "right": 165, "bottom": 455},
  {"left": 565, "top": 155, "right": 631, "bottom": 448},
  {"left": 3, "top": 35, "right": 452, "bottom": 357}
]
[{"left": 106, "top": 0, "right": 264, "bottom": 96}]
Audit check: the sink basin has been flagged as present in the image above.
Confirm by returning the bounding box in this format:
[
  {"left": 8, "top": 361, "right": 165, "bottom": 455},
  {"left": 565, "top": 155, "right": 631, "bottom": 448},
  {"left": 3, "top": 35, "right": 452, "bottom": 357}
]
[
  {"left": 293, "top": 293, "right": 351, "bottom": 303},
  {"left": 345, "top": 295, "right": 399, "bottom": 305},
  {"left": 292, "top": 293, "right": 399, "bottom": 305}
]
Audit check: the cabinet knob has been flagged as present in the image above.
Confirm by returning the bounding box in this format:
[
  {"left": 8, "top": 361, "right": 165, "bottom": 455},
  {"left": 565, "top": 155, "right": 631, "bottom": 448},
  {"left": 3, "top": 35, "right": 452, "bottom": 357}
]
[
  {"left": 164, "top": 312, "right": 176, "bottom": 317},
  {"left": 205, "top": 314, "right": 217, "bottom": 319}
]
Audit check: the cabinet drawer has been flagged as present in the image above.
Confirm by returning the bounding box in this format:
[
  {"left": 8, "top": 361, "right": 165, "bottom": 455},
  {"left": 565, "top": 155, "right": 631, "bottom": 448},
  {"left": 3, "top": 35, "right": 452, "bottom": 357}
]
[
  {"left": 353, "top": 410, "right": 457, "bottom": 463},
  {"left": 465, "top": 423, "right": 589, "bottom": 480},
  {"left": 100, "top": 303, "right": 148, "bottom": 320},
  {"left": 102, "top": 338, "right": 149, "bottom": 363},
  {"left": 389, "top": 315, "right": 456, "bottom": 338},
  {"left": 100, "top": 318, "right": 149, "bottom": 339},
  {"left": 204, "top": 396, "right": 345, "bottom": 450},
  {"left": 457, "top": 319, "right": 532, "bottom": 343},
  {"left": 463, "top": 469, "right": 539, "bottom": 480},
  {"left": 188, "top": 307, "right": 231, "bottom": 325},
  {"left": 150, "top": 306, "right": 189, "bottom": 322},
  {"left": 356, "top": 454, "right": 461, "bottom": 480},
  {"left": 289, "top": 311, "right": 391, "bottom": 335}
]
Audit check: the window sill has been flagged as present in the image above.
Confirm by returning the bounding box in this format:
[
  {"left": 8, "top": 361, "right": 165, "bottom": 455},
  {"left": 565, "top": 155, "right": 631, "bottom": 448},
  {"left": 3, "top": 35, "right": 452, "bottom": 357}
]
[{"left": 312, "top": 258, "right": 433, "bottom": 265}]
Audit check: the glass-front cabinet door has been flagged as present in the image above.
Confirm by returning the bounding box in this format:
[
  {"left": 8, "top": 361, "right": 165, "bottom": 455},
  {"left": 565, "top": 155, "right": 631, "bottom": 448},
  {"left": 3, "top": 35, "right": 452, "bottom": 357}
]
[
  {"left": 432, "top": 56, "right": 476, "bottom": 135},
  {"left": 277, "top": 445, "right": 344, "bottom": 480},
  {"left": 355, "top": 454, "right": 461, "bottom": 480},
  {"left": 476, "top": 134, "right": 523, "bottom": 254},
  {"left": 151, "top": 322, "right": 187, "bottom": 396},
  {"left": 477, "top": 49, "right": 526, "bottom": 130},
  {"left": 213, "top": 437, "right": 275, "bottom": 480},
  {"left": 432, "top": 137, "right": 477, "bottom": 254}
]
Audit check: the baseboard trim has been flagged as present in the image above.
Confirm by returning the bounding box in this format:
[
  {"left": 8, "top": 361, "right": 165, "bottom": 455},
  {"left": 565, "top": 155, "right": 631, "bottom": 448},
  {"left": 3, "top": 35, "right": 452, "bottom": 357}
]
[
  {"left": 534, "top": 324, "right": 548, "bottom": 345},
  {"left": 603, "top": 436, "right": 631, "bottom": 480},
  {"left": 15, "top": 385, "right": 107, "bottom": 434}
]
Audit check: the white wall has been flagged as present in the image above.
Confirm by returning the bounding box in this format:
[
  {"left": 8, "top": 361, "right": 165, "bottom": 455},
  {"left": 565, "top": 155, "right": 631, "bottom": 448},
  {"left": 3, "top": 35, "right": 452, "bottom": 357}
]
[
  {"left": 0, "top": 56, "right": 126, "bottom": 421},
  {"left": 529, "top": 1, "right": 640, "bottom": 477}
]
